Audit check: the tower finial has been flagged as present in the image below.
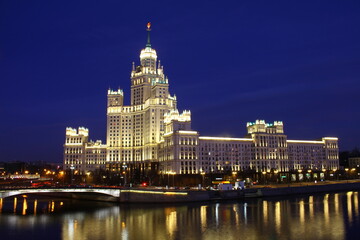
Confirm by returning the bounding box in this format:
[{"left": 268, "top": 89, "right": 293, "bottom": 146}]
[{"left": 146, "top": 22, "right": 151, "bottom": 48}]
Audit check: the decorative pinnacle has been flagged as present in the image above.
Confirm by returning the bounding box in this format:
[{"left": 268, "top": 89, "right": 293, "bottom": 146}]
[{"left": 146, "top": 22, "right": 151, "bottom": 48}]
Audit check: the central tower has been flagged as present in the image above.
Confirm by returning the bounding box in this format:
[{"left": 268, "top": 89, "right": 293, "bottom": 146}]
[{"left": 106, "top": 23, "right": 177, "bottom": 172}]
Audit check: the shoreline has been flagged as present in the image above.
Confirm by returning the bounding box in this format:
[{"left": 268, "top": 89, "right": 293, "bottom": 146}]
[
  {"left": 2, "top": 180, "right": 360, "bottom": 203},
  {"left": 118, "top": 180, "right": 360, "bottom": 203}
]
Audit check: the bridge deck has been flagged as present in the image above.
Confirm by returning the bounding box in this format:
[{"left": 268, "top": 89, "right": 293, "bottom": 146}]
[{"left": 0, "top": 188, "right": 121, "bottom": 199}]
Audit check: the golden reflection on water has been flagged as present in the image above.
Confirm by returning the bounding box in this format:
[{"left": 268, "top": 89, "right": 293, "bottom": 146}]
[
  {"left": 13, "top": 197, "right": 17, "bottom": 213},
  {"left": 22, "top": 198, "right": 27, "bottom": 215},
  {"left": 1, "top": 191, "right": 359, "bottom": 240},
  {"left": 51, "top": 201, "right": 55, "bottom": 212},
  {"left": 200, "top": 205, "right": 207, "bottom": 230},
  {"left": 334, "top": 193, "right": 339, "bottom": 214},
  {"left": 166, "top": 210, "right": 177, "bottom": 237},
  {"left": 274, "top": 201, "right": 281, "bottom": 234},
  {"left": 263, "top": 200, "right": 268, "bottom": 226},
  {"left": 34, "top": 199, "right": 37, "bottom": 215},
  {"left": 347, "top": 191, "right": 353, "bottom": 223},
  {"left": 299, "top": 200, "right": 305, "bottom": 224},
  {"left": 232, "top": 205, "right": 239, "bottom": 227},
  {"left": 308, "top": 196, "right": 314, "bottom": 219},
  {"left": 354, "top": 192, "right": 359, "bottom": 216},
  {"left": 0, "top": 198, "right": 3, "bottom": 213},
  {"left": 323, "top": 194, "right": 329, "bottom": 225}
]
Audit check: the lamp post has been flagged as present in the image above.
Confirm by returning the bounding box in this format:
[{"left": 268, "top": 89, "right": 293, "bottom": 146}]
[
  {"left": 201, "top": 171, "right": 205, "bottom": 188},
  {"left": 171, "top": 171, "right": 176, "bottom": 187},
  {"left": 86, "top": 172, "right": 90, "bottom": 184},
  {"left": 321, "top": 169, "right": 326, "bottom": 181},
  {"left": 274, "top": 169, "right": 279, "bottom": 183},
  {"left": 167, "top": 171, "right": 170, "bottom": 188},
  {"left": 262, "top": 171, "right": 267, "bottom": 185},
  {"left": 70, "top": 164, "right": 75, "bottom": 185},
  {"left": 123, "top": 164, "right": 127, "bottom": 187},
  {"left": 307, "top": 169, "right": 312, "bottom": 182},
  {"left": 351, "top": 168, "right": 356, "bottom": 180},
  {"left": 345, "top": 168, "right": 349, "bottom": 182},
  {"left": 232, "top": 171, "right": 237, "bottom": 181}
]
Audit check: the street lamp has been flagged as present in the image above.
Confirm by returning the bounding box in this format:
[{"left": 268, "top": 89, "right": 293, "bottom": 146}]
[
  {"left": 201, "top": 171, "right": 205, "bottom": 188},
  {"left": 273, "top": 169, "right": 279, "bottom": 183},
  {"left": 123, "top": 164, "right": 127, "bottom": 187},
  {"left": 262, "top": 171, "right": 267, "bottom": 184},
  {"left": 70, "top": 164, "right": 75, "bottom": 185},
  {"left": 85, "top": 172, "right": 91, "bottom": 184},
  {"left": 171, "top": 171, "right": 176, "bottom": 187}
]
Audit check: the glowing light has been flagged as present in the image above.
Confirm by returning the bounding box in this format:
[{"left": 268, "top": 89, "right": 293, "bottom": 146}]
[
  {"left": 199, "top": 136, "right": 252, "bottom": 142},
  {"left": 178, "top": 130, "right": 198, "bottom": 135},
  {"left": 13, "top": 197, "right": 17, "bottom": 213},
  {"left": 34, "top": 199, "right": 37, "bottom": 215},
  {"left": 347, "top": 192, "right": 353, "bottom": 222},
  {"left": 200, "top": 206, "right": 207, "bottom": 230},
  {"left": 51, "top": 201, "right": 55, "bottom": 212},
  {"left": 22, "top": 198, "right": 28, "bottom": 215},
  {"left": 263, "top": 201, "right": 268, "bottom": 224},
  {"left": 121, "top": 189, "right": 187, "bottom": 196},
  {"left": 323, "top": 137, "right": 338, "bottom": 140},
  {"left": 147, "top": 22, "right": 151, "bottom": 29},
  {"left": 299, "top": 200, "right": 305, "bottom": 224},
  {"left": 287, "top": 140, "right": 323, "bottom": 144},
  {"left": 275, "top": 201, "right": 281, "bottom": 233}
]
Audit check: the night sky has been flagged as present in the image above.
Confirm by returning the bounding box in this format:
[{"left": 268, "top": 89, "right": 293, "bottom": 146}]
[{"left": 1, "top": 1, "right": 359, "bottom": 163}]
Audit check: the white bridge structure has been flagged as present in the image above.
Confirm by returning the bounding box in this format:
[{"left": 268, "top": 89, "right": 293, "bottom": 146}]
[{"left": 0, "top": 188, "right": 121, "bottom": 199}]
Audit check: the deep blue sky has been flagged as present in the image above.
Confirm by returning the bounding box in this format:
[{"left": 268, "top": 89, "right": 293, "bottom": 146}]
[{"left": 1, "top": 0, "right": 359, "bottom": 163}]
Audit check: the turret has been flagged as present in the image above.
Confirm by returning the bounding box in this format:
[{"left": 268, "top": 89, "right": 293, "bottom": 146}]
[
  {"left": 107, "top": 89, "right": 124, "bottom": 107},
  {"left": 164, "top": 109, "right": 192, "bottom": 133}
]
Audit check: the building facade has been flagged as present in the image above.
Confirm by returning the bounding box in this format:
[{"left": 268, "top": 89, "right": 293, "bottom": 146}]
[{"left": 63, "top": 24, "right": 339, "bottom": 178}]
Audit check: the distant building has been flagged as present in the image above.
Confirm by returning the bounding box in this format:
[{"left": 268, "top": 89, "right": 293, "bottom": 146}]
[
  {"left": 64, "top": 127, "right": 107, "bottom": 172},
  {"left": 63, "top": 24, "right": 339, "bottom": 177},
  {"left": 349, "top": 157, "right": 360, "bottom": 168}
]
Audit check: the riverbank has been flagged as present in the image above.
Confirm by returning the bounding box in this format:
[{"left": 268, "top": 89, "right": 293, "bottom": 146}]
[
  {"left": 2, "top": 180, "right": 360, "bottom": 203},
  {"left": 118, "top": 180, "right": 360, "bottom": 202}
]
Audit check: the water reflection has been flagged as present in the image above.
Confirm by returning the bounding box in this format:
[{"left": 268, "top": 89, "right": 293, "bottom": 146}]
[{"left": 0, "top": 192, "right": 359, "bottom": 240}]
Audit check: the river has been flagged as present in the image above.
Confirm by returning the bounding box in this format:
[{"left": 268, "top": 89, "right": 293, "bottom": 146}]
[{"left": 0, "top": 191, "right": 359, "bottom": 240}]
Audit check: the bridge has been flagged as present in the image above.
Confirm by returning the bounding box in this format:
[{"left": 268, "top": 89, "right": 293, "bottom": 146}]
[
  {"left": 0, "top": 187, "right": 195, "bottom": 203},
  {"left": 0, "top": 188, "right": 121, "bottom": 200}
]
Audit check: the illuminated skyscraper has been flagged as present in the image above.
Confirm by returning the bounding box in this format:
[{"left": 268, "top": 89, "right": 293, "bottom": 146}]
[
  {"left": 106, "top": 23, "right": 178, "bottom": 172},
  {"left": 64, "top": 24, "right": 339, "bottom": 179}
]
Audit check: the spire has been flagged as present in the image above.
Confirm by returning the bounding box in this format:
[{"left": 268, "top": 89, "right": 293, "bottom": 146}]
[{"left": 146, "top": 22, "right": 151, "bottom": 48}]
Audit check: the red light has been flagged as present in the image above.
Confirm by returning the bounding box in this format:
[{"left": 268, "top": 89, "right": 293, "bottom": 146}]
[{"left": 141, "top": 182, "right": 147, "bottom": 187}]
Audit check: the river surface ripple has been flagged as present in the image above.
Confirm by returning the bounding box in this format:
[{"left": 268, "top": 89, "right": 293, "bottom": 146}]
[{"left": 0, "top": 191, "right": 360, "bottom": 240}]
